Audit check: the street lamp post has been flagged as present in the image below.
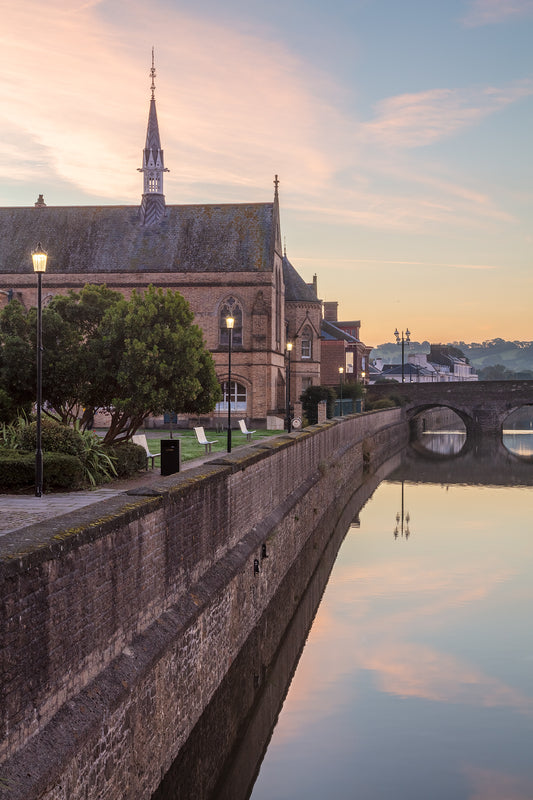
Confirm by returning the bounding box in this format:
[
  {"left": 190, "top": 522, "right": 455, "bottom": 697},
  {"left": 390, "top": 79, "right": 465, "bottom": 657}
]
[
  {"left": 285, "top": 341, "right": 293, "bottom": 432},
  {"left": 339, "top": 366, "right": 344, "bottom": 416},
  {"left": 32, "top": 243, "right": 47, "bottom": 497},
  {"left": 394, "top": 327, "right": 411, "bottom": 383},
  {"left": 226, "top": 315, "right": 234, "bottom": 453}
]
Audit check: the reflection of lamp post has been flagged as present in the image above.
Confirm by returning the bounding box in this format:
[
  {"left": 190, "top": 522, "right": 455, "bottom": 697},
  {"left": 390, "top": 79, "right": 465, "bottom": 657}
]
[
  {"left": 226, "top": 315, "right": 234, "bottom": 453},
  {"left": 285, "top": 341, "right": 293, "bottom": 432},
  {"left": 32, "top": 243, "right": 47, "bottom": 497},
  {"left": 339, "top": 366, "right": 344, "bottom": 416},
  {"left": 393, "top": 480, "right": 411, "bottom": 539},
  {"left": 394, "top": 327, "right": 411, "bottom": 383}
]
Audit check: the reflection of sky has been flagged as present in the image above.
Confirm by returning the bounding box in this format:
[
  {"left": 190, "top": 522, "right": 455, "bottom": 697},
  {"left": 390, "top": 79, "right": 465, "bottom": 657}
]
[
  {"left": 503, "top": 432, "right": 533, "bottom": 457},
  {"left": 250, "top": 481, "right": 533, "bottom": 800}
]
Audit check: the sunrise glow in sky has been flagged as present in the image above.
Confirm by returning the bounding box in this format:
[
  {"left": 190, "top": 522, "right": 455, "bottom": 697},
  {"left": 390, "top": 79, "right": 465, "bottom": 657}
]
[{"left": 1, "top": 0, "right": 532, "bottom": 346}]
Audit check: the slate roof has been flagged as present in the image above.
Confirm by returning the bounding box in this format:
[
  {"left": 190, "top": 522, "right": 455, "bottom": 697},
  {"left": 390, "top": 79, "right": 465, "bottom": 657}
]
[
  {"left": 0, "top": 203, "right": 275, "bottom": 275},
  {"left": 321, "top": 318, "right": 360, "bottom": 343},
  {"left": 282, "top": 256, "right": 320, "bottom": 303}
]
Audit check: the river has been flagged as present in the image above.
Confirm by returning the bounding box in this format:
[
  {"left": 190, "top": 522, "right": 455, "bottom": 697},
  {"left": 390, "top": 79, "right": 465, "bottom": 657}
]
[{"left": 154, "top": 431, "right": 533, "bottom": 800}]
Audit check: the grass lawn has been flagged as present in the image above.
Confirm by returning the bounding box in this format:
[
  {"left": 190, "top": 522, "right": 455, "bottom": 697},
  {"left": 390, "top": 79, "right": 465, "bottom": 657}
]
[{"left": 97, "top": 427, "right": 285, "bottom": 470}]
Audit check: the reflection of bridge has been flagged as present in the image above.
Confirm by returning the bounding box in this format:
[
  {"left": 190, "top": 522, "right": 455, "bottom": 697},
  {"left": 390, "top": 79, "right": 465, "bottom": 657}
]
[
  {"left": 391, "top": 436, "right": 533, "bottom": 487},
  {"left": 367, "top": 381, "right": 533, "bottom": 437}
]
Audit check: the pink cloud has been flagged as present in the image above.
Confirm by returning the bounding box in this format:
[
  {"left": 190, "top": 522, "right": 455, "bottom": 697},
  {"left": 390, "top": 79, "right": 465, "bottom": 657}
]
[
  {"left": 362, "top": 84, "right": 533, "bottom": 148},
  {"left": 463, "top": 766, "right": 533, "bottom": 800},
  {"left": 462, "top": 0, "right": 533, "bottom": 27}
]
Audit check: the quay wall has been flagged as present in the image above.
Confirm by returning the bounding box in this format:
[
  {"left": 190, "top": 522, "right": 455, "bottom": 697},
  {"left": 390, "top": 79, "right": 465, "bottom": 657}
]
[{"left": 0, "top": 410, "right": 408, "bottom": 800}]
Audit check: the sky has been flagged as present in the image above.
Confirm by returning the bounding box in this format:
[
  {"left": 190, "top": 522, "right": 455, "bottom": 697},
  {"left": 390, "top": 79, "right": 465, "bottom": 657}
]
[{"left": 1, "top": 0, "right": 532, "bottom": 347}]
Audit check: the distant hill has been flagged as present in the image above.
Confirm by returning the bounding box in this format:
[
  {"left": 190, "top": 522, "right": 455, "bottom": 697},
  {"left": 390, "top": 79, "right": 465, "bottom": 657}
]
[{"left": 370, "top": 339, "right": 533, "bottom": 375}]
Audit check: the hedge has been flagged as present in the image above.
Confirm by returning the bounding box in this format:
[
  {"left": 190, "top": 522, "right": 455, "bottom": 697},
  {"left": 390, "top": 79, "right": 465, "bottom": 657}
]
[
  {"left": 104, "top": 441, "right": 147, "bottom": 477},
  {"left": 0, "top": 450, "right": 85, "bottom": 492}
]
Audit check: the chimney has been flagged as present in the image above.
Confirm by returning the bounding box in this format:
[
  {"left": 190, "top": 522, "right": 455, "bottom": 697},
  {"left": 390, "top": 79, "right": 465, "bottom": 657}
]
[
  {"left": 34, "top": 194, "right": 46, "bottom": 207},
  {"left": 323, "top": 301, "right": 338, "bottom": 322}
]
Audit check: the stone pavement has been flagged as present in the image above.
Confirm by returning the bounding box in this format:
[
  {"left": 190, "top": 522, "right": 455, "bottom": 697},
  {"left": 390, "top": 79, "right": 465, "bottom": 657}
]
[{"left": 0, "top": 451, "right": 216, "bottom": 538}]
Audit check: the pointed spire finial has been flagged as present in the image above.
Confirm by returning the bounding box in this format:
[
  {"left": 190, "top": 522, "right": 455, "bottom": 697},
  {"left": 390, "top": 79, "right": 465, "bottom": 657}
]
[
  {"left": 274, "top": 174, "right": 279, "bottom": 197},
  {"left": 150, "top": 46, "right": 156, "bottom": 100}
]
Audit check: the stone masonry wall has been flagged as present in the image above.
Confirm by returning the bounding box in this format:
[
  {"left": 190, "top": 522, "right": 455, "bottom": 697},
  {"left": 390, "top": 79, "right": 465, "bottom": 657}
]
[{"left": 0, "top": 410, "right": 408, "bottom": 800}]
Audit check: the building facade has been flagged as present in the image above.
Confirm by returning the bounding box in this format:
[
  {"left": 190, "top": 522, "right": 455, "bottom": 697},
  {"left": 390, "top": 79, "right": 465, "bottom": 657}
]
[{"left": 0, "top": 63, "right": 322, "bottom": 425}]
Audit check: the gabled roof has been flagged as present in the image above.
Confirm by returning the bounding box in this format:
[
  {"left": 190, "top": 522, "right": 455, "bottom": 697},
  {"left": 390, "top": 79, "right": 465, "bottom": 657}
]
[
  {"left": 321, "top": 318, "right": 360, "bottom": 343},
  {"left": 282, "top": 255, "right": 321, "bottom": 303},
  {"left": 0, "top": 203, "right": 276, "bottom": 275}
]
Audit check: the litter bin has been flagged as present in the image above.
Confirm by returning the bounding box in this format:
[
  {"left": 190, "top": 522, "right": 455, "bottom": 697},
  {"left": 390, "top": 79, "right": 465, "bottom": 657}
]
[
  {"left": 355, "top": 399, "right": 362, "bottom": 413},
  {"left": 160, "top": 439, "right": 181, "bottom": 475}
]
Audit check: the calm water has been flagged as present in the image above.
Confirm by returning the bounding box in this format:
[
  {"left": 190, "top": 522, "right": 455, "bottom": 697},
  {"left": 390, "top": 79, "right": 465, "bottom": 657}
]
[{"left": 249, "top": 434, "right": 533, "bottom": 800}]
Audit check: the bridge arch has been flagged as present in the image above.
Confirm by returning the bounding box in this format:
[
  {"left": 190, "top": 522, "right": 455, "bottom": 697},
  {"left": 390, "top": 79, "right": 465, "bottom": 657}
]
[
  {"left": 406, "top": 402, "right": 472, "bottom": 437},
  {"left": 367, "top": 380, "right": 533, "bottom": 438}
]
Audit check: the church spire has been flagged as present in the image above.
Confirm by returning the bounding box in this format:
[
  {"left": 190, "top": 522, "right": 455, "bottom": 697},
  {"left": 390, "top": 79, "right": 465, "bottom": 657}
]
[{"left": 138, "top": 48, "right": 168, "bottom": 225}]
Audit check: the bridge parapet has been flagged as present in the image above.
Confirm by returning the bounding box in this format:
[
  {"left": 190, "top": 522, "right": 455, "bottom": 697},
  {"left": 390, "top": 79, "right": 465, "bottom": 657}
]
[{"left": 367, "top": 380, "right": 533, "bottom": 437}]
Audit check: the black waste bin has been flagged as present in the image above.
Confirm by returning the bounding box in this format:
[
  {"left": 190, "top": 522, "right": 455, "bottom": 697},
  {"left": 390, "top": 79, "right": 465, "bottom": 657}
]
[{"left": 160, "top": 439, "right": 181, "bottom": 476}]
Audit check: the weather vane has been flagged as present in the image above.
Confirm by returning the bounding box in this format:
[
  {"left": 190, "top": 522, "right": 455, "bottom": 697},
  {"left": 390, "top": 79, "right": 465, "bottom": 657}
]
[{"left": 150, "top": 46, "right": 156, "bottom": 99}]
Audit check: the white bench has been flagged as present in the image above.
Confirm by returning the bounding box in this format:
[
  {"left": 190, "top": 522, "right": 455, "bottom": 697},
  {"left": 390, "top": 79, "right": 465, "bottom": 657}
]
[
  {"left": 194, "top": 426, "right": 218, "bottom": 454},
  {"left": 239, "top": 419, "right": 256, "bottom": 441},
  {"left": 132, "top": 434, "right": 160, "bottom": 469}
]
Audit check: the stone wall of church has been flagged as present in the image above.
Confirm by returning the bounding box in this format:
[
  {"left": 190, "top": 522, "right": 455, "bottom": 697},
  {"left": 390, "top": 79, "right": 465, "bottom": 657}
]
[{"left": 0, "top": 269, "right": 291, "bottom": 423}]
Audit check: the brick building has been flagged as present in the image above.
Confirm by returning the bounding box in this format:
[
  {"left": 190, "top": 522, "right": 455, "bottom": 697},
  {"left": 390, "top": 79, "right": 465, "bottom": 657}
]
[
  {"left": 320, "top": 301, "right": 372, "bottom": 387},
  {"left": 0, "top": 61, "right": 321, "bottom": 426}
]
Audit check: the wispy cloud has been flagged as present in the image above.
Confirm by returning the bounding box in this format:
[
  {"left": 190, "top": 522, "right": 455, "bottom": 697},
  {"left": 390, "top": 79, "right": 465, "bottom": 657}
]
[
  {"left": 361, "top": 84, "right": 533, "bottom": 148},
  {"left": 462, "top": 0, "right": 533, "bottom": 27}
]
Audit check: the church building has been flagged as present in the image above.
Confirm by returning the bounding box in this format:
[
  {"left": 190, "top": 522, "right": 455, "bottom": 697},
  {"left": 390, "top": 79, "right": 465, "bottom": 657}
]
[{"left": 0, "top": 58, "right": 322, "bottom": 426}]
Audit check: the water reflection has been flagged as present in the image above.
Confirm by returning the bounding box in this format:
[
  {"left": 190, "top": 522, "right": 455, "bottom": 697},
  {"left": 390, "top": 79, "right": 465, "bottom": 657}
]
[
  {"left": 249, "top": 446, "right": 533, "bottom": 800},
  {"left": 420, "top": 430, "right": 466, "bottom": 454},
  {"left": 153, "top": 442, "right": 533, "bottom": 800},
  {"left": 503, "top": 430, "right": 533, "bottom": 457},
  {"left": 393, "top": 480, "right": 411, "bottom": 539}
]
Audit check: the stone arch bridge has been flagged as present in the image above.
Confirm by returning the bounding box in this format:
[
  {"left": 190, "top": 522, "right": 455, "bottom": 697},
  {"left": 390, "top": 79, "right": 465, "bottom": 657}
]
[{"left": 366, "top": 380, "right": 533, "bottom": 437}]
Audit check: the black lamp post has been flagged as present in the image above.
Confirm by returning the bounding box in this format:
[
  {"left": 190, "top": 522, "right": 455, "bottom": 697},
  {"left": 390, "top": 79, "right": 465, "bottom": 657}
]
[
  {"left": 394, "top": 327, "right": 411, "bottom": 383},
  {"left": 285, "top": 341, "right": 293, "bottom": 432},
  {"left": 339, "top": 366, "right": 344, "bottom": 416},
  {"left": 226, "top": 315, "right": 234, "bottom": 452},
  {"left": 32, "top": 242, "right": 47, "bottom": 497}
]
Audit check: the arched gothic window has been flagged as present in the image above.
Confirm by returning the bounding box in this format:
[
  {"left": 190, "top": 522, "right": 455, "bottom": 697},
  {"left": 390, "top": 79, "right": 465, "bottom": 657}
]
[
  {"left": 301, "top": 325, "right": 312, "bottom": 359},
  {"left": 219, "top": 297, "right": 243, "bottom": 346}
]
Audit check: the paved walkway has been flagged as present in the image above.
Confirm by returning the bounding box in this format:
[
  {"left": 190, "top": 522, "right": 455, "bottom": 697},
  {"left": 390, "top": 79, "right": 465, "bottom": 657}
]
[{"left": 0, "top": 452, "right": 216, "bottom": 538}]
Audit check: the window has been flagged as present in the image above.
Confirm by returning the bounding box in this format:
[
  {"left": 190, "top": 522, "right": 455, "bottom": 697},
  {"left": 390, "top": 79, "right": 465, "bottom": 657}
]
[
  {"left": 301, "top": 326, "right": 312, "bottom": 359},
  {"left": 216, "top": 381, "right": 247, "bottom": 413},
  {"left": 219, "top": 297, "right": 243, "bottom": 346}
]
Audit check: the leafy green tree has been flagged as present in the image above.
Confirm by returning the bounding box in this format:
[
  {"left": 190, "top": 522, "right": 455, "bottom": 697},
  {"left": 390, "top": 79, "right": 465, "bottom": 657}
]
[
  {"left": 0, "top": 285, "right": 221, "bottom": 442},
  {"left": 41, "top": 284, "right": 123, "bottom": 428},
  {"left": 477, "top": 364, "right": 514, "bottom": 381},
  {"left": 0, "top": 300, "right": 34, "bottom": 422},
  {"left": 87, "top": 285, "right": 221, "bottom": 443}
]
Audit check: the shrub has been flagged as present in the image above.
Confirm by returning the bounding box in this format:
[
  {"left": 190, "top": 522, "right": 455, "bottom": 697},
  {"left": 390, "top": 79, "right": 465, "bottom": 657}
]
[
  {"left": 16, "top": 417, "right": 86, "bottom": 460},
  {"left": 0, "top": 450, "right": 85, "bottom": 491},
  {"left": 74, "top": 424, "right": 117, "bottom": 486},
  {"left": 300, "top": 386, "right": 337, "bottom": 425},
  {"left": 366, "top": 397, "right": 396, "bottom": 410},
  {"left": 104, "top": 441, "right": 147, "bottom": 477}
]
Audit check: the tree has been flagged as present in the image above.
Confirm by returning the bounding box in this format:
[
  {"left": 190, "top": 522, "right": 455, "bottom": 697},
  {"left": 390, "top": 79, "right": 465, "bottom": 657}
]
[
  {"left": 87, "top": 285, "right": 221, "bottom": 443},
  {"left": 477, "top": 364, "right": 514, "bottom": 381},
  {"left": 0, "top": 299, "right": 34, "bottom": 422},
  {"left": 300, "top": 385, "right": 336, "bottom": 424},
  {"left": 0, "top": 285, "right": 221, "bottom": 442},
  {"left": 41, "top": 285, "right": 124, "bottom": 428}
]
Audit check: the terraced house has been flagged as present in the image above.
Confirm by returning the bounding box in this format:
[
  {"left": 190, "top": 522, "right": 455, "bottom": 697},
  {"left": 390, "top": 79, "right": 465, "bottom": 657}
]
[{"left": 0, "top": 62, "right": 321, "bottom": 426}]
